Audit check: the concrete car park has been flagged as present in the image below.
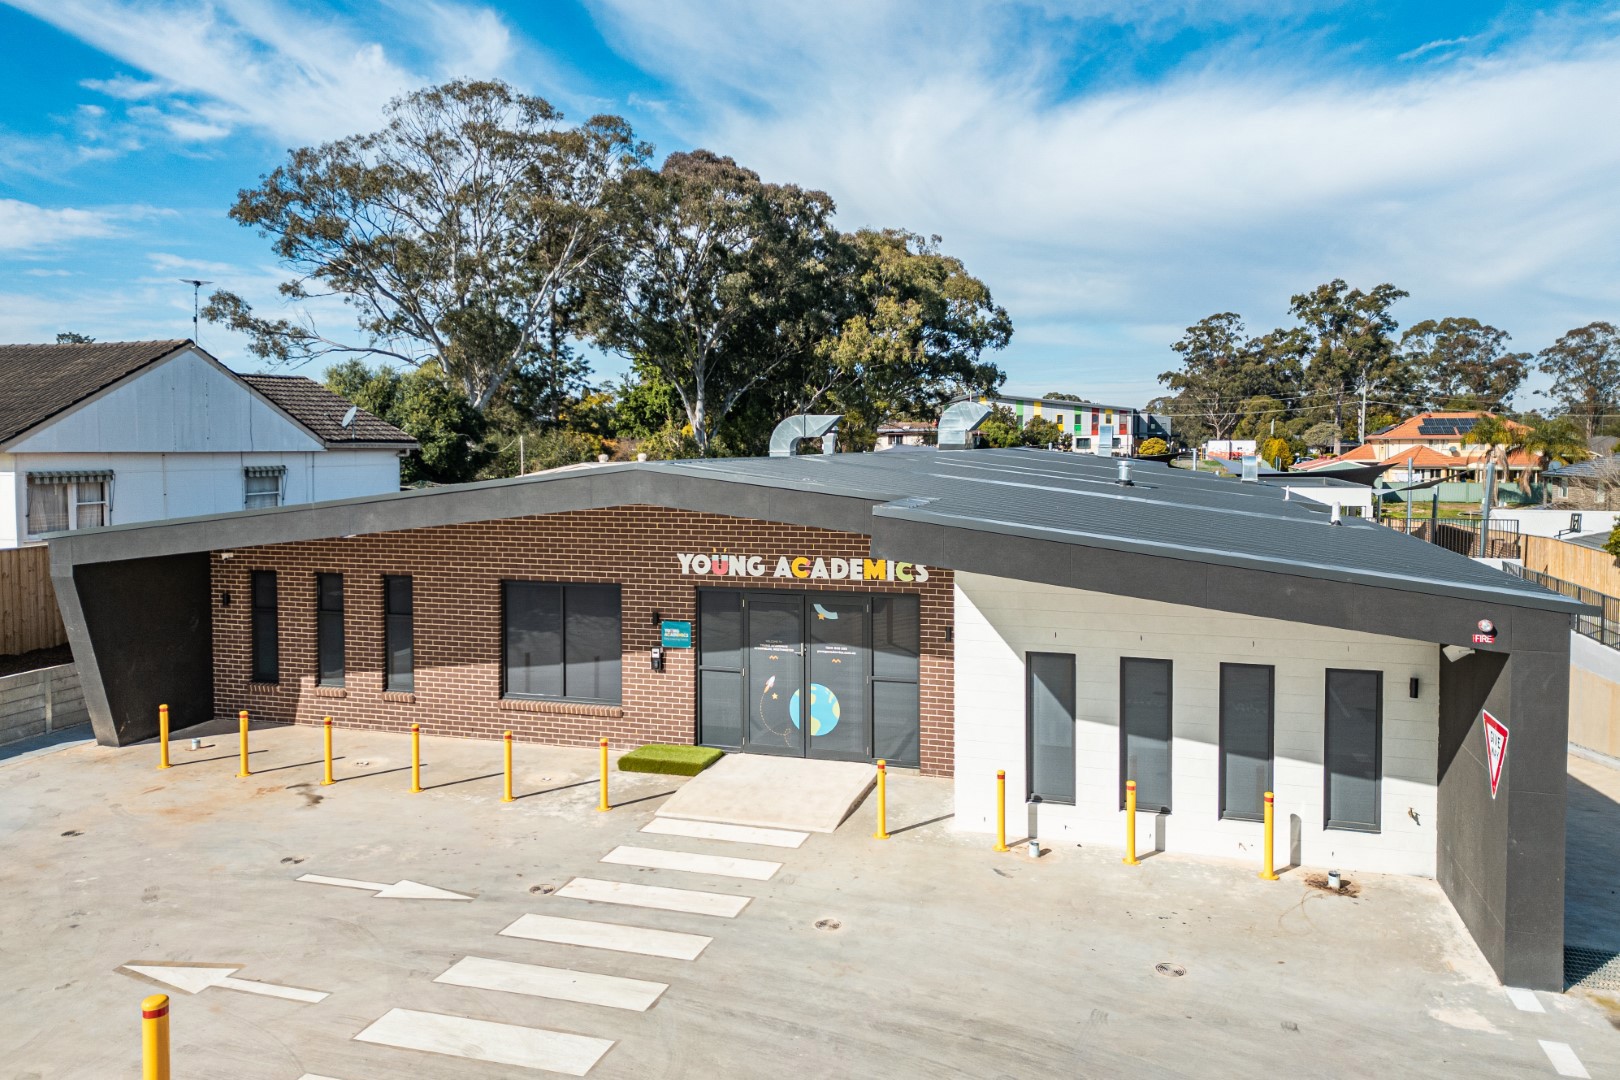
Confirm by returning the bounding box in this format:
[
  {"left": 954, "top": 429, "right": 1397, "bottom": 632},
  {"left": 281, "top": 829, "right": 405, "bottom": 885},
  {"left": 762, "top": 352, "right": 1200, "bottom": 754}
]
[{"left": 2, "top": 723, "right": 1616, "bottom": 1079}]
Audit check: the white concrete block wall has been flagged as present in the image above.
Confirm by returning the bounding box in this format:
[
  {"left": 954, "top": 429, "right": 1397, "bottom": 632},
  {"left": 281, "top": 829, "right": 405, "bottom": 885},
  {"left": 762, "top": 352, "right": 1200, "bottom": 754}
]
[
  {"left": 1491, "top": 508, "right": 1618, "bottom": 538},
  {"left": 0, "top": 665, "right": 88, "bottom": 746},
  {"left": 953, "top": 573, "right": 1441, "bottom": 878}
]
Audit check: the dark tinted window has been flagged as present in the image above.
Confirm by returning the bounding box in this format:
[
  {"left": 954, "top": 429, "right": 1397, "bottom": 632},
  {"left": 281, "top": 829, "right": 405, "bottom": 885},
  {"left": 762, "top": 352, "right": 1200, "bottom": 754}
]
[
  {"left": 1220, "top": 664, "right": 1273, "bottom": 820},
  {"left": 1120, "top": 658, "right": 1172, "bottom": 812},
  {"left": 503, "top": 582, "right": 621, "bottom": 704},
  {"left": 316, "top": 573, "right": 344, "bottom": 687},
  {"left": 1325, "top": 670, "right": 1382, "bottom": 831},
  {"left": 873, "top": 595, "right": 921, "bottom": 767},
  {"left": 384, "top": 575, "right": 414, "bottom": 693},
  {"left": 251, "top": 571, "right": 278, "bottom": 683}
]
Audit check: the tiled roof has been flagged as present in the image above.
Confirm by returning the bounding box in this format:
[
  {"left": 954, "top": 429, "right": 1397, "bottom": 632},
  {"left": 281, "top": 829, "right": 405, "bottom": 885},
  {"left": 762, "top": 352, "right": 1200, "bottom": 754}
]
[
  {"left": 0, "top": 339, "right": 189, "bottom": 446},
  {"left": 238, "top": 374, "right": 415, "bottom": 447},
  {"left": 1369, "top": 411, "right": 1529, "bottom": 442}
]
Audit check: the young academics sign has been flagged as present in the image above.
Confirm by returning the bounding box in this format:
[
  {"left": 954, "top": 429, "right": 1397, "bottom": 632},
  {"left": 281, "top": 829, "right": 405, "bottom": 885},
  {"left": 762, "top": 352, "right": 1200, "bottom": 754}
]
[{"left": 676, "top": 553, "right": 931, "bottom": 583}]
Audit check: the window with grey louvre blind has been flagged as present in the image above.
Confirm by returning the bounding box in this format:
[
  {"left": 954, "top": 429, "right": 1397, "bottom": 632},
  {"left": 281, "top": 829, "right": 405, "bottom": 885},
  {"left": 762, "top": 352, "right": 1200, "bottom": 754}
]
[
  {"left": 1219, "top": 664, "right": 1273, "bottom": 821},
  {"left": 1026, "top": 652, "right": 1076, "bottom": 804},
  {"left": 1119, "top": 657, "right": 1172, "bottom": 813},
  {"left": 251, "top": 571, "right": 279, "bottom": 683},
  {"left": 1325, "top": 669, "right": 1382, "bottom": 832}
]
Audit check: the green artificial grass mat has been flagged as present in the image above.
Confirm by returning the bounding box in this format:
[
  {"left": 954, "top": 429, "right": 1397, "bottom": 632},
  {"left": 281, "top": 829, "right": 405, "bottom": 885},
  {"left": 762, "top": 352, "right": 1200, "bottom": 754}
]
[{"left": 616, "top": 744, "right": 725, "bottom": 776}]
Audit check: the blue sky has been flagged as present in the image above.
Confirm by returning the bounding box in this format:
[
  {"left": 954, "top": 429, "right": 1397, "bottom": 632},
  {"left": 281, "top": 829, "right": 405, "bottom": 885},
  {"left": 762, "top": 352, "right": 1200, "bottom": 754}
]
[{"left": 3, "top": 1, "right": 1619, "bottom": 409}]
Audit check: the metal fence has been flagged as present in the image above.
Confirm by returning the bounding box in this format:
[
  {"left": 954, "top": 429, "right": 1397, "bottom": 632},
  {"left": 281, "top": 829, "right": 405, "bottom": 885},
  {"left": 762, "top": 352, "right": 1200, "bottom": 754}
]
[
  {"left": 1381, "top": 516, "right": 1523, "bottom": 560},
  {"left": 1503, "top": 564, "right": 1620, "bottom": 650}
]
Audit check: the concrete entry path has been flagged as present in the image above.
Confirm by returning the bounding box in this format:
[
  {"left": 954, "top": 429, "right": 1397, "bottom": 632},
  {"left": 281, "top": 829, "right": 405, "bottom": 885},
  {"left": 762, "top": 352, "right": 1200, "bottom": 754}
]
[{"left": 654, "top": 753, "right": 875, "bottom": 833}]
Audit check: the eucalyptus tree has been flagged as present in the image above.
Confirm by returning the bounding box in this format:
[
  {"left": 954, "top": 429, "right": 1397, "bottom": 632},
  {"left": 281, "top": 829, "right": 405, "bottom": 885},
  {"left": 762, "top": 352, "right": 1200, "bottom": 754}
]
[
  {"left": 784, "top": 228, "right": 1011, "bottom": 443},
  {"left": 1538, "top": 322, "right": 1620, "bottom": 440},
  {"left": 206, "top": 79, "right": 647, "bottom": 412},
  {"left": 585, "top": 150, "right": 841, "bottom": 455},
  {"left": 1289, "top": 279, "right": 1409, "bottom": 453},
  {"left": 1400, "top": 317, "right": 1529, "bottom": 409}
]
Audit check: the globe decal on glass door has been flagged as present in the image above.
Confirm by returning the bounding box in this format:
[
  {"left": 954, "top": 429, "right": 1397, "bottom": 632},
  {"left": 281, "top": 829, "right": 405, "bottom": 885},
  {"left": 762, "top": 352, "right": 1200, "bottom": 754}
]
[{"left": 789, "top": 683, "right": 841, "bottom": 736}]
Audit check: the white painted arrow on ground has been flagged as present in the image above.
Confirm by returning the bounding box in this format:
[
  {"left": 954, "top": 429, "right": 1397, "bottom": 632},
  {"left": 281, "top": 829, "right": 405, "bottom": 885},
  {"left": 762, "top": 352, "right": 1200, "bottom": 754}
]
[
  {"left": 120, "top": 964, "right": 329, "bottom": 1003},
  {"left": 296, "top": 873, "right": 471, "bottom": 900}
]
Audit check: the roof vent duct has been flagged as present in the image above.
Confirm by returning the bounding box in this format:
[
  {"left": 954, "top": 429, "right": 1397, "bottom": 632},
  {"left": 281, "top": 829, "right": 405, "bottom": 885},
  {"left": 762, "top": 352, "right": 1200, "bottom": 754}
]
[
  {"left": 768, "top": 414, "right": 842, "bottom": 457},
  {"left": 1116, "top": 459, "right": 1134, "bottom": 487},
  {"left": 1240, "top": 455, "right": 1260, "bottom": 483},
  {"left": 938, "top": 400, "right": 993, "bottom": 450}
]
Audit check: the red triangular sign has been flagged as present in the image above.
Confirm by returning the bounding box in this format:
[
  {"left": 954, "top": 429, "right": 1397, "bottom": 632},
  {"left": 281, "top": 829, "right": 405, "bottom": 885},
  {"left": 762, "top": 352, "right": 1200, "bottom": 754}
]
[{"left": 1482, "top": 710, "right": 1509, "bottom": 799}]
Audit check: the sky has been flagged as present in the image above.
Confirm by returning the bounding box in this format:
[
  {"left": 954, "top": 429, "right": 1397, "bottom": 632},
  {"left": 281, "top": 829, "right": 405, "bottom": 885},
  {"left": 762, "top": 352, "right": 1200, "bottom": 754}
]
[{"left": 2, "top": 1, "right": 1619, "bottom": 409}]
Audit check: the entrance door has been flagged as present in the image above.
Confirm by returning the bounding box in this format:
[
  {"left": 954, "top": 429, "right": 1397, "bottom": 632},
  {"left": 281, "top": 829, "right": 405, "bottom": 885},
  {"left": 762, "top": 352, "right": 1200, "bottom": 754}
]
[
  {"left": 745, "top": 595, "right": 807, "bottom": 756},
  {"left": 697, "top": 589, "right": 919, "bottom": 765}
]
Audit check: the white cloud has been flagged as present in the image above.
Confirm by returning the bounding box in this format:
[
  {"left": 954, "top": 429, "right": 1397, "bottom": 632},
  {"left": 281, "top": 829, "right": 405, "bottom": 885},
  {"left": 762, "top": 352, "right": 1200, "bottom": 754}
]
[
  {"left": 10, "top": 0, "right": 523, "bottom": 144},
  {"left": 588, "top": 1, "right": 1620, "bottom": 398},
  {"left": 0, "top": 199, "right": 122, "bottom": 250}
]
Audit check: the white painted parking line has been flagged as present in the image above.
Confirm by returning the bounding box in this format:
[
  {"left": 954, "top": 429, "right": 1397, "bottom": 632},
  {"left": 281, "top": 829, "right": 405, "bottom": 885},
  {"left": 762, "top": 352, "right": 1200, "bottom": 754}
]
[
  {"left": 120, "top": 963, "right": 328, "bottom": 1003},
  {"left": 601, "top": 845, "right": 781, "bottom": 881},
  {"left": 436, "top": 955, "right": 667, "bottom": 1011},
  {"left": 297, "top": 1075, "right": 348, "bottom": 1079},
  {"left": 354, "top": 1008, "right": 613, "bottom": 1075},
  {"left": 1540, "top": 1040, "right": 1591, "bottom": 1079},
  {"left": 557, "top": 877, "right": 751, "bottom": 918},
  {"left": 641, "top": 818, "right": 809, "bottom": 848},
  {"left": 1505, "top": 986, "right": 1545, "bottom": 1013},
  {"left": 500, "top": 913, "right": 712, "bottom": 960}
]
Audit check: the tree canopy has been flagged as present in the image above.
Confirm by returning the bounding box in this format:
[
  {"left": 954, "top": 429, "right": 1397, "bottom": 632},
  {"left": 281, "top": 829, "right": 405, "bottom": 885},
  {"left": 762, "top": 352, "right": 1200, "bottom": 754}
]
[
  {"left": 209, "top": 80, "right": 646, "bottom": 412},
  {"left": 1537, "top": 322, "right": 1620, "bottom": 440}
]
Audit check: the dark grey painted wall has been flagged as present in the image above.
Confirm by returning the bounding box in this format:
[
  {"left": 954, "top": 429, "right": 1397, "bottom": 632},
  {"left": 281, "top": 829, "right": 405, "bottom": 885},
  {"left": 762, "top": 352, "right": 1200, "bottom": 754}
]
[
  {"left": 1436, "top": 614, "right": 1570, "bottom": 991},
  {"left": 56, "top": 553, "right": 214, "bottom": 746}
]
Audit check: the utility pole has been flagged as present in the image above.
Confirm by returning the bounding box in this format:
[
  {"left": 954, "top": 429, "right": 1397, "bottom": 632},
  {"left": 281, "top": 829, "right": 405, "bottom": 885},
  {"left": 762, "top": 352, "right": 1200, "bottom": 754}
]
[
  {"left": 1359, "top": 377, "right": 1368, "bottom": 446},
  {"left": 178, "top": 279, "right": 212, "bottom": 345}
]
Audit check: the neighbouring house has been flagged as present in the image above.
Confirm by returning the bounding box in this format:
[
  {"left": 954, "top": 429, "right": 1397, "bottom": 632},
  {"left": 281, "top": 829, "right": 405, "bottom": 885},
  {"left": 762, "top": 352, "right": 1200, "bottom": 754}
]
[
  {"left": 1544, "top": 455, "right": 1620, "bottom": 509},
  {"left": 1296, "top": 412, "right": 1538, "bottom": 486},
  {"left": 0, "top": 340, "right": 415, "bottom": 548},
  {"left": 874, "top": 421, "right": 936, "bottom": 450},
  {"left": 979, "top": 394, "right": 1170, "bottom": 456}
]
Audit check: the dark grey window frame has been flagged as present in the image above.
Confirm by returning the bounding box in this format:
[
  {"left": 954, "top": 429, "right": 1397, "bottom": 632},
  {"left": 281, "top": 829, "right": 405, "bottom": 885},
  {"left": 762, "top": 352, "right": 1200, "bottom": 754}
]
[
  {"left": 250, "top": 570, "right": 278, "bottom": 684},
  {"left": 1218, "top": 662, "right": 1274, "bottom": 822},
  {"left": 315, "top": 572, "right": 345, "bottom": 687},
  {"left": 501, "top": 581, "right": 623, "bottom": 706},
  {"left": 383, "top": 574, "right": 414, "bottom": 693},
  {"left": 1026, "top": 651, "right": 1077, "bottom": 805},
  {"left": 1118, "top": 657, "right": 1173, "bottom": 813},
  {"left": 1324, "top": 668, "right": 1383, "bottom": 833}
]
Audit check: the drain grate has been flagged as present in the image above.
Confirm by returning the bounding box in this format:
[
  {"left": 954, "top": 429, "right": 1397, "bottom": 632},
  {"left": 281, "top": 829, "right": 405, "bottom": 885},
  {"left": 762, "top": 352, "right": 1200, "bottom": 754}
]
[{"left": 1565, "top": 946, "right": 1620, "bottom": 991}]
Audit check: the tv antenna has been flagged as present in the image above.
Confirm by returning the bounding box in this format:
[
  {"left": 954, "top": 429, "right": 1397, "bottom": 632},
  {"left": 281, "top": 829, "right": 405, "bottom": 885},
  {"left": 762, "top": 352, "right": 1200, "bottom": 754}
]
[{"left": 178, "top": 279, "right": 212, "bottom": 345}]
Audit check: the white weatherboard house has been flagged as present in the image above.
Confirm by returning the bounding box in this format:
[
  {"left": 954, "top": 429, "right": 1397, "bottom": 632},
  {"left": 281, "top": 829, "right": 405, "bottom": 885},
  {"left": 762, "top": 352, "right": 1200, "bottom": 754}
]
[{"left": 0, "top": 340, "right": 415, "bottom": 548}]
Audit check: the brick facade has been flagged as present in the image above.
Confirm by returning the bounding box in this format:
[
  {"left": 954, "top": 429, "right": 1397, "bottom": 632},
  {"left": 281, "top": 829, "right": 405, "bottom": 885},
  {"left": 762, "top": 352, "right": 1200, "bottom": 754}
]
[{"left": 211, "top": 505, "right": 955, "bottom": 775}]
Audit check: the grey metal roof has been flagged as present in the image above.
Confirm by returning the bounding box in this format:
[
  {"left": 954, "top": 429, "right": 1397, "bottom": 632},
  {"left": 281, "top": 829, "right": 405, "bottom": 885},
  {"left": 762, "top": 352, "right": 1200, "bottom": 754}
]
[
  {"left": 49, "top": 446, "right": 1583, "bottom": 616},
  {"left": 652, "top": 449, "right": 1578, "bottom": 612}
]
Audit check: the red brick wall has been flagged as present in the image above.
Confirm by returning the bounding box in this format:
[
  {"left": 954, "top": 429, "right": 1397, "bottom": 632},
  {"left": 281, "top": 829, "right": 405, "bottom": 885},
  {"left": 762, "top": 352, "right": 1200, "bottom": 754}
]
[{"left": 211, "top": 505, "right": 955, "bottom": 775}]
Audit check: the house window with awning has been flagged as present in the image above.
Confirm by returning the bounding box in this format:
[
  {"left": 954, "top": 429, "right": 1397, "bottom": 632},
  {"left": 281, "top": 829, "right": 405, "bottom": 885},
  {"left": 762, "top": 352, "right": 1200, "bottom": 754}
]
[
  {"left": 25, "top": 471, "right": 113, "bottom": 537},
  {"left": 244, "top": 466, "right": 286, "bottom": 510}
]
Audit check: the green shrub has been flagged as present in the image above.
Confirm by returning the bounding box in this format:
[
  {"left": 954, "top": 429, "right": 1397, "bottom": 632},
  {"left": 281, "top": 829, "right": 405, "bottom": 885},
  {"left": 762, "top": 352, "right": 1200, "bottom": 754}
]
[
  {"left": 1605, "top": 522, "right": 1620, "bottom": 559},
  {"left": 617, "top": 744, "right": 724, "bottom": 776},
  {"left": 1137, "top": 437, "right": 1169, "bottom": 457}
]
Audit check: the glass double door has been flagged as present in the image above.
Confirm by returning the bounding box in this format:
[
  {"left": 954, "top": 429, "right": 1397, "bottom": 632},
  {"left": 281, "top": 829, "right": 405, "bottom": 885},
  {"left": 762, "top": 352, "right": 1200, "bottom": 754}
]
[{"left": 698, "top": 589, "right": 919, "bottom": 764}]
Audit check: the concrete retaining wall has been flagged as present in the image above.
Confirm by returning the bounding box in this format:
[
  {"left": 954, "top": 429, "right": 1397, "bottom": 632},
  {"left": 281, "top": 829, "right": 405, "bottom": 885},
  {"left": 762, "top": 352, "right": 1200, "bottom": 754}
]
[{"left": 0, "top": 664, "right": 88, "bottom": 747}]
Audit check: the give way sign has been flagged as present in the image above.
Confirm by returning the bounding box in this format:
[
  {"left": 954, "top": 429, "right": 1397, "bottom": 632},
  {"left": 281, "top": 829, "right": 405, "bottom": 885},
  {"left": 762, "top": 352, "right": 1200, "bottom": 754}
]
[{"left": 1482, "top": 710, "right": 1509, "bottom": 799}]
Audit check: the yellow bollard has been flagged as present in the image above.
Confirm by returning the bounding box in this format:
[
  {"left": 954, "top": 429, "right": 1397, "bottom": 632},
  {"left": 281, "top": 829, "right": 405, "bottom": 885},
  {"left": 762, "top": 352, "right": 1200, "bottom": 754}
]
[
  {"left": 410, "top": 724, "right": 422, "bottom": 793},
  {"left": 598, "top": 737, "right": 610, "bottom": 812},
  {"left": 321, "top": 717, "right": 334, "bottom": 786},
  {"left": 1122, "top": 780, "right": 1141, "bottom": 866},
  {"left": 993, "top": 770, "right": 1009, "bottom": 852},
  {"left": 502, "top": 731, "right": 515, "bottom": 803},
  {"left": 873, "top": 759, "right": 889, "bottom": 840},
  {"left": 141, "top": 993, "right": 170, "bottom": 1080},
  {"left": 236, "top": 709, "right": 251, "bottom": 778},
  {"left": 1259, "top": 791, "right": 1279, "bottom": 880},
  {"left": 157, "top": 704, "right": 171, "bottom": 771}
]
